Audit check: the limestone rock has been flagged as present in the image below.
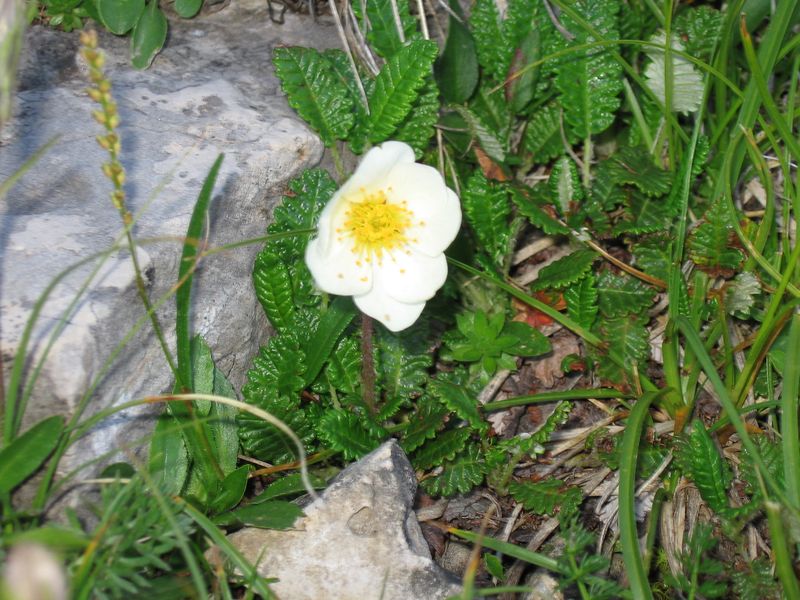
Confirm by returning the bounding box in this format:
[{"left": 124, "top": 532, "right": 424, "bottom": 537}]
[
  {"left": 0, "top": 4, "right": 339, "bottom": 492},
  {"left": 226, "top": 441, "right": 462, "bottom": 600}
]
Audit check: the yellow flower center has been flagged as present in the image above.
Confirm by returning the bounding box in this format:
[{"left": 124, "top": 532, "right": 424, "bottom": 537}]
[{"left": 340, "top": 189, "right": 413, "bottom": 262}]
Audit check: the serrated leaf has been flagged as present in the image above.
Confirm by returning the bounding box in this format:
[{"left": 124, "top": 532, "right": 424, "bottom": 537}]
[
  {"left": 238, "top": 391, "right": 315, "bottom": 464},
  {"left": 510, "top": 185, "right": 570, "bottom": 235},
  {"left": 531, "top": 249, "right": 596, "bottom": 291},
  {"left": 548, "top": 156, "right": 583, "bottom": 216},
  {"left": 412, "top": 427, "right": 472, "bottom": 469},
  {"left": 273, "top": 47, "right": 354, "bottom": 147},
  {"left": 607, "top": 146, "right": 673, "bottom": 196},
  {"left": 367, "top": 40, "right": 438, "bottom": 143},
  {"left": 591, "top": 161, "right": 627, "bottom": 210},
  {"left": 505, "top": 1, "right": 543, "bottom": 113},
  {"left": 673, "top": 6, "right": 723, "bottom": 61},
  {"left": 524, "top": 101, "right": 567, "bottom": 162},
  {"left": 631, "top": 235, "right": 672, "bottom": 281},
  {"left": 243, "top": 332, "right": 306, "bottom": 397},
  {"left": 393, "top": 80, "right": 440, "bottom": 157},
  {"left": 251, "top": 472, "right": 327, "bottom": 504},
  {"left": 595, "top": 314, "right": 649, "bottom": 387},
  {"left": 429, "top": 380, "right": 486, "bottom": 433},
  {"left": 462, "top": 171, "right": 512, "bottom": 268},
  {"left": 554, "top": 0, "right": 623, "bottom": 138},
  {"left": 268, "top": 168, "right": 338, "bottom": 258},
  {"left": 450, "top": 104, "right": 507, "bottom": 165},
  {"left": 435, "top": 0, "right": 478, "bottom": 103},
  {"left": 674, "top": 422, "right": 731, "bottom": 513},
  {"left": 421, "top": 443, "right": 484, "bottom": 496},
  {"left": 565, "top": 272, "right": 598, "bottom": 329},
  {"left": 470, "top": 0, "right": 511, "bottom": 81},
  {"left": 725, "top": 272, "right": 760, "bottom": 316},
  {"left": 401, "top": 395, "right": 448, "bottom": 452},
  {"left": 612, "top": 188, "right": 676, "bottom": 236},
  {"left": 377, "top": 329, "right": 431, "bottom": 419},
  {"left": 130, "top": 0, "right": 166, "bottom": 70},
  {"left": 317, "top": 410, "right": 385, "bottom": 460},
  {"left": 354, "top": 0, "right": 418, "bottom": 59},
  {"left": 644, "top": 31, "right": 704, "bottom": 114},
  {"left": 740, "top": 434, "right": 784, "bottom": 503},
  {"left": 253, "top": 249, "right": 295, "bottom": 331},
  {"left": 501, "top": 321, "right": 551, "bottom": 356},
  {"left": 688, "top": 198, "right": 745, "bottom": 276},
  {"left": 509, "top": 479, "right": 583, "bottom": 516},
  {"left": 597, "top": 271, "right": 654, "bottom": 317},
  {"left": 323, "top": 49, "right": 370, "bottom": 152},
  {"left": 325, "top": 336, "right": 361, "bottom": 394}
]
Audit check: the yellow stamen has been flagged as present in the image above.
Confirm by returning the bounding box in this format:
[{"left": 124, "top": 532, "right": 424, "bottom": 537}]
[{"left": 343, "top": 190, "right": 413, "bottom": 261}]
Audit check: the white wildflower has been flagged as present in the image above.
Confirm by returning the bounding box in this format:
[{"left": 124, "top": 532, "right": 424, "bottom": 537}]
[{"left": 305, "top": 141, "right": 462, "bottom": 331}]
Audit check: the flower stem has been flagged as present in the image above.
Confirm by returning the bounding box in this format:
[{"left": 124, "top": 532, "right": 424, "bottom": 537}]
[{"left": 360, "top": 313, "right": 377, "bottom": 415}]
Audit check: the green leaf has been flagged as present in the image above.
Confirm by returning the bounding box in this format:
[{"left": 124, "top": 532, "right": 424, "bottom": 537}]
[
  {"left": 485, "top": 553, "right": 505, "bottom": 580},
  {"left": 377, "top": 328, "right": 431, "bottom": 416},
  {"left": 429, "top": 380, "right": 486, "bottom": 433},
  {"left": 740, "top": 434, "right": 784, "bottom": 503},
  {"left": 400, "top": 395, "right": 448, "bottom": 452},
  {"left": 325, "top": 336, "right": 362, "bottom": 395},
  {"left": 354, "top": 0, "right": 418, "bottom": 59},
  {"left": 269, "top": 170, "right": 336, "bottom": 242},
  {"left": 96, "top": 0, "right": 144, "bottom": 34},
  {"left": 148, "top": 412, "right": 189, "bottom": 496},
  {"left": 674, "top": 421, "right": 732, "bottom": 514},
  {"left": 612, "top": 188, "right": 677, "bottom": 236},
  {"left": 174, "top": 0, "right": 202, "bottom": 18},
  {"left": 531, "top": 249, "right": 596, "bottom": 291},
  {"left": 435, "top": 0, "right": 478, "bottom": 103},
  {"left": 554, "top": 0, "right": 623, "bottom": 138},
  {"left": 317, "top": 410, "right": 385, "bottom": 461},
  {"left": 595, "top": 314, "right": 650, "bottom": 387},
  {"left": 412, "top": 427, "right": 471, "bottom": 469},
  {"left": 367, "top": 40, "right": 439, "bottom": 143},
  {"left": 209, "top": 465, "right": 250, "bottom": 515},
  {"left": 4, "top": 526, "right": 88, "bottom": 551},
  {"left": 0, "top": 416, "right": 62, "bottom": 494},
  {"left": 322, "top": 49, "right": 370, "bottom": 153},
  {"left": 548, "top": 156, "right": 584, "bottom": 217},
  {"left": 273, "top": 47, "right": 354, "bottom": 147},
  {"left": 524, "top": 101, "right": 568, "bottom": 163},
  {"left": 450, "top": 104, "right": 507, "bottom": 165},
  {"left": 215, "top": 500, "right": 304, "bottom": 530},
  {"left": 421, "top": 443, "right": 485, "bottom": 496},
  {"left": 393, "top": 79, "right": 440, "bottom": 158},
  {"left": 245, "top": 331, "right": 306, "bottom": 398},
  {"left": 510, "top": 185, "right": 570, "bottom": 235},
  {"left": 565, "top": 272, "right": 598, "bottom": 330},
  {"left": 470, "top": 0, "right": 511, "bottom": 81},
  {"left": 509, "top": 479, "right": 584, "bottom": 516},
  {"left": 631, "top": 235, "right": 672, "bottom": 281},
  {"left": 238, "top": 390, "right": 315, "bottom": 464},
  {"left": 673, "top": 6, "right": 723, "bottom": 60},
  {"left": 644, "top": 31, "right": 704, "bottom": 114},
  {"left": 607, "top": 146, "right": 672, "bottom": 196},
  {"left": 462, "top": 171, "right": 512, "bottom": 268},
  {"left": 597, "top": 271, "right": 654, "bottom": 318},
  {"left": 302, "top": 296, "right": 357, "bottom": 387},
  {"left": 251, "top": 472, "right": 327, "bottom": 504},
  {"left": 253, "top": 249, "right": 296, "bottom": 331},
  {"left": 130, "top": 0, "right": 167, "bottom": 69},
  {"left": 688, "top": 198, "right": 745, "bottom": 276}
]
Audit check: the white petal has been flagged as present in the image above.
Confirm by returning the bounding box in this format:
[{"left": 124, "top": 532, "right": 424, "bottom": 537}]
[
  {"left": 384, "top": 164, "right": 462, "bottom": 256},
  {"left": 354, "top": 286, "right": 426, "bottom": 332},
  {"left": 341, "top": 141, "right": 416, "bottom": 196},
  {"left": 375, "top": 249, "right": 447, "bottom": 303},
  {"left": 305, "top": 235, "right": 373, "bottom": 296}
]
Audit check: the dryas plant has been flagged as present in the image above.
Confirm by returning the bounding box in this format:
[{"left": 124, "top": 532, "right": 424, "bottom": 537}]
[{"left": 244, "top": 0, "right": 800, "bottom": 596}]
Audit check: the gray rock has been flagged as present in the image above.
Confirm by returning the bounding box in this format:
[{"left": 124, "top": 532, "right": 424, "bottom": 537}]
[
  {"left": 0, "top": 4, "right": 339, "bottom": 492},
  {"left": 226, "top": 441, "right": 462, "bottom": 600}
]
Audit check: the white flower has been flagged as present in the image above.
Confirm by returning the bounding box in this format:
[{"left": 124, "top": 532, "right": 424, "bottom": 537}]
[{"left": 305, "top": 141, "right": 462, "bottom": 332}]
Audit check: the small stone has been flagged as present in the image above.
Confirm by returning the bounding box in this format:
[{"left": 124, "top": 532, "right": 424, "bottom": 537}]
[{"left": 225, "top": 441, "right": 462, "bottom": 600}]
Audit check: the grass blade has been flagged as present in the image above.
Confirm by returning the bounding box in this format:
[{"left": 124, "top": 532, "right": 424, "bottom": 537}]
[
  {"left": 781, "top": 312, "right": 800, "bottom": 509},
  {"left": 618, "top": 393, "right": 657, "bottom": 600}
]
